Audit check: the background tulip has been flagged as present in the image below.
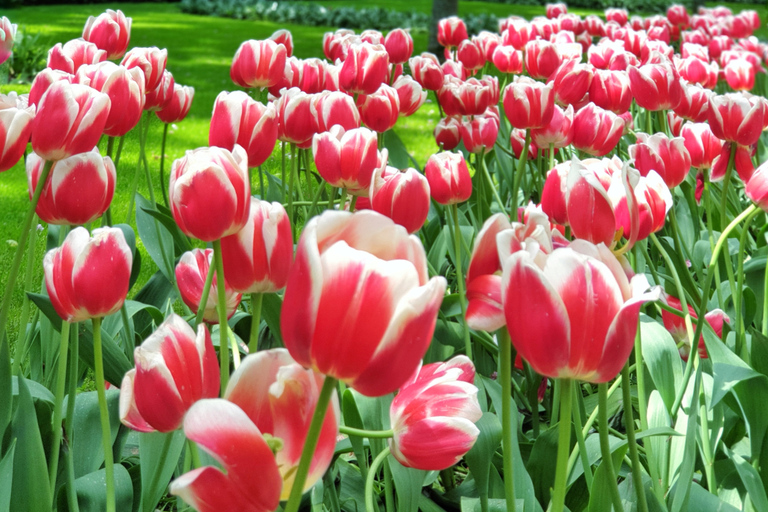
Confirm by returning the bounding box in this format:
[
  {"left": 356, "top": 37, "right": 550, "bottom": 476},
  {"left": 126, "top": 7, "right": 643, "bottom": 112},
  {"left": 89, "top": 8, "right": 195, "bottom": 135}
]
[
  {"left": 661, "top": 295, "right": 729, "bottom": 360},
  {"left": 176, "top": 248, "right": 242, "bottom": 324},
  {"left": 628, "top": 60, "right": 683, "bottom": 111},
  {"left": 571, "top": 102, "right": 624, "bottom": 157},
  {"left": 144, "top": 69, "right": 175, "bottom": 112},
  {"left": 425, "top": 151, "right": 472, "bottom": 205},
  {"left": 313, "top": 126, "right": 380, "bottom": 195},
  {"left": 230, "top": 39, "right": 287, "bottom": 89},
  {"left": 434, "top": 116, "right": 462, "bottom": 150},
  {"left": 121, "top": 46, "right": 168, "bottom": 92},
  {"left": 438, "top": 16, "right": 468, "bottom": 48},
  {"left": 384, "top": 28, "right": 413, "bottom": 64},
  {"left": 393, "top": 76, "right": 426, "bottom": 117},
  {"left": 275, "top": 87, "right": 319, "bottom": 146},
  {"left": 502, "top": 77, "right": 554, "bottom": 130},
  {"left": 0, "top": 17, "right": 17, "bottom": 65},
  {"left": 357, "top": 84, "right": 400, "bottom": 133},
  {"left": 209, "top": 91, "right": 278, "bottom": 168},
  {"left": 269, "top": 28, "right": 293, "bottom": 57},
  {"left": 409, "top": 53, "right": 444, "bottom": 91},
  {"left": 76, "top": 61, "right": 145, "bottom": 137},
  {"left": 314, "top": 90, "right": 360, "bottom": 133},
  {"left": 369, "top": 166, "right": 431, "bottom": 234},
  {"left": 629, "top": 132, "right": 691, "bottom": 188},
  {"left": 156, "top": 83, "right": 195, "bottom": 124},
  {"left": 82, "top": 9, "right": 131, "bottom": 60},
  {"left": 0, "top": 92, "right": 35, "bottom": 173},
  {"left": 339, "top": 42, "right": 389, "bottom": 96},
  {"left": 47, "top": 39, "right": 106, "bottom": 75}
]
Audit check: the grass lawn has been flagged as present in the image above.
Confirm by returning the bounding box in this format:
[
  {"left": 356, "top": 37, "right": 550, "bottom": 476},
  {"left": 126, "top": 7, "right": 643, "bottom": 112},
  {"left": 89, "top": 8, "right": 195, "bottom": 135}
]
[{"left": 0, "top": 0, "right": 766, "bottom": 350}]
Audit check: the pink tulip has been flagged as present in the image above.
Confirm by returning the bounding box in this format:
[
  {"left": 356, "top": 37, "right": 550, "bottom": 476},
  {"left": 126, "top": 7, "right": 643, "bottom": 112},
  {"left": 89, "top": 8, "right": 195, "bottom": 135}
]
[
  {"left": 30, "top": 81, "right": 110, "bottom": 162},
  {"left": 674, "top": 82, "right": 712, "bottom": 122},
  {"left": 156, "top": 84, "right": 195, "bottom": 124},
  {"left": 44, "top": 227, "right": 132, "bottom": 323},
  {"left": 281, "top": 210, "right": 447, "bottom": 397},
  {"left": 457, "top": 39, "right": 486, "bottom": 73},
  {"left": 437, "top": 76, "right": 491, "bottom": 117},
  {"left": 313, "top": 126, "right": 380, "bottom": 195},
  {"left": 224, "top": 349, "right": 339, "bottom": 499},
  {"left": 474, "top": 31, "right": 502, "bottom": 62},
  {"left": 390, "top": 356, "right": 482, "bottom": 470},
  {"left": 531, "top": 104, "right": 573, "bottom": 149},
  {"left": 746, "top": 161, "right": 768, "bottom": 212},
  {"left": 323, "top": 29, "right": 356, "bottom": 62},
  {"left": 492, "top": 46, "right": 523, "bottom": 74},
  {"left": 144, "top": 70, "right": 175, "bottom": 112},
  {"left": 27, "top": 148, "right": 115, "bottom": 225},
  {"left": 589, "top": 69, "right": 631, "bottom": 115},
  {"left": 571, "top": 102, "right": 624, "bottom": 157},
  {"left": 119, "top": 314, "right": 219, "bottom": 433},
  {"left": 393, "top": 75, "right": 426, "bottom": 117},
  {"left": 0, "top": 92, "right": 35, "bottom": 172},
  {"left": 230, "top": 39, "right": 287, "bottom": 89},
  {"left": 425, "top": 151, "right": 472, "bottom": 205},
  {"left": 628, "top": 60, "right": 683, "bottom": 111},
  {"left": 676, "top": 55, "right": 718, "bottom": 89},
  {"left": 269, "top": 29, "right": 294, "bottom": 57},
  {"left": 541, "top": 162, "right": 571, "bottom": 226},
  {"left": 629, "top": 132, "right": 692, "bottom": 188},
  {"left": 82, "top": 9, "right": 131, "bottom": 60},
  {"left": 682, "top": 122, "right": 723, "bottom": 169},
  {"left": 339, "top": 42, "right": 390, "bottom": 96},
  {"left": 524, "top": 39, "right": 562, "bottom": 81},
  {"left": 461, "top": 111, "right": 499, "bottom": 154},
  {"left": 209, "top": 91, "right": 278, "bottom": 168},
  {"left": 275, "top": 87, "right": 319, "bottom": 146},
  {"left": 724, "top": 58, "right": 755, "bottom": 91},
  {"left": 220, "top": 198, "right": 293, "bottom": 294},
  {"left": 369, "top": 166, "right": 430, "bottom": 234},
  {"left": 588, "top": 40, "right": 625, "bottom": 70},
  {"left": 28, "top": 68, "right": 75, "bottom": 108},
  {"left": 509, "top": 128, "right": 539, "bottom": 160},
  {"left": 708, "top": 92, "right": 767, "bottom": 146},
  {"left": 314, "top": 90, "right": 360, "bottom": 133},
  {"left": 438, "top": 16, "right": 468, "bottom": 48},
  {"left": 502, "top": 76, "right": 555, "bottom": 130},
  {"left": 47, "top": 39, "right": 106, "bottom": 75},
  {"left": 409, "top": 53, "right": 444, "bottom": 91},
  {"left": 357, "top": 84, "right": 400, "bottom": 133},
  {"left": 121, "top": 47, "right": 168, "bottom": 92},
  {"left": 434, "top": 116, "right": 462, "bottom": 150},
  {"left": 502, "top": 18, "right": 532, "bottom": 50},
  {"left": 384, "top": 28, "right": 413, "bottom": 65},
  {"left": 547, "top": 3, "right": 568, "bottom": 18},
  {"left": 605, "top": 8, "right": 629, "bottom": 26},
  {"left": 176, "top": 248, "right": 242, "bottom": 324},
  {"left": 661, "top": 295, "right": 729, "bottom": 360},
  {"left": 0, "top": 17, "right": 17, "bottom": 65},
  {"left": 169, "top": 145, "right": 251, "bottom": 242},
  {"left": 76, "top": 61, "right": 145, "bottom": 137},
  {"left": 551, "top": 60, "right": 593, "bottom": 108}
]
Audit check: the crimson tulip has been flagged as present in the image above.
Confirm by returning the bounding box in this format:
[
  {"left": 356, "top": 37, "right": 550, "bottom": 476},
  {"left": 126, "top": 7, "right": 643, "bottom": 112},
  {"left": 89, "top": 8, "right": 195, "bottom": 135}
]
[
  {"left": 369, "top": 166, "right": 430, "bottom": 234},
  {"left": 708, "top": 92, "right": 767, "bottom": 147},
  {"left": 313, "top": 125, "right": 381, "bottom": 195},
  {"left": 209, "top": 91, "right": 278, "bottom": 168},
  {"left": 393, "top": 75, "right": 426, "bottom": 117},
  {"left": 82, "top": 9, "right": 131, "bottom": 60},
  {"left": 409, "top": 53, "right": 444, "bottom": 91},
  {"left": 357, "top": 84, "right": 400, "bottom": 133},
  {"left": 461, "top": 111, "right": 499, "bottom": 154},
  {"left": 661, "top": 295, "right": 729, "bottom": 360},
  {"left": 457, "top": 39, "right": 486, "bottom": 73},
  {"left": 384, "top": 28, "right": 413, "bottom": 65},
  {"left": 438, "top": 16, "right": 468, "bottom": 48},
  {"left": 682, "top": 122, "right": 723, "bottom": 170},
  {"left": 314, "top": 90, "right": 360, "bottom": 133},
  {"left": 531, "top": 104, "right": 573, "bottom": 149},
  {"left": 0, "top": 17, "right": 16, "bottom": 65},
  {"left": 491, "top": 46, "right": 523, "bottom": 74},
  {"left": 524, "top": 39, "right": 562, "bottom": 81},
  {"left": 28, "top": 68, "right": 75, "bottom": 107},
  {"left": 724, "top": 58, "right": 755, "bottom": 91},
  {"left": 339, "top": 42, "right": 389, "bottom": 96},
  {"left": 269, "top": 29, "right": 293, "bottom": 57},
  {"left": 629, "top": 132, "right": 692, "bottom": 188},
  {"left": 552, "top": 60, "right": 593, "bottom": 108},
  {"left": 571, "top": 102, "right": 624, "bottom": 157},
  {"left": 674, "top": 82, "right": 712, "bottom": 122},
  {"left": 502, "top": 18, "right": 532, "bottom": 50},
  {"left": 230, "top": 39, "right": 287, "bottom": 89},
  {"left": 275, "top": 87, "right": 319, "bottom": 146},
  {"left": 434, "top": 116, "right": 462, "bottom": 150},
  {"left": 589, "top": 69, "right": 631, "bottom": 114},
  {"left": 144, "top": 70, "right": 175, "bottom": 112},
  {"left": 156, "top": 83, "right": 195, "bottom": 124},
  {"left": 628, "top": 59, "right": 683, "bottom": 111},
  {"left": 502, "top": 76, "right": 555, "bottom": 130}
]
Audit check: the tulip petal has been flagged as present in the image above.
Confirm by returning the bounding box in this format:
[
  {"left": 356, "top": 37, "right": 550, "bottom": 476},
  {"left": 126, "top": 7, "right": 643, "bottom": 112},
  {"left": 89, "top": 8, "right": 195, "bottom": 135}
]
[{"left": 391, "top": 416, "right": 480, "bottom": 471}]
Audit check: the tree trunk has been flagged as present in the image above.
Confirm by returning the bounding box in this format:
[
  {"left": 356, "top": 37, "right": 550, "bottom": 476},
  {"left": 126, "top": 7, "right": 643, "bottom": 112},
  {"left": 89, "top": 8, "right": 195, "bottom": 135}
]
[{"left": 429, "top": 0, "right": 459, "bottom": 60}]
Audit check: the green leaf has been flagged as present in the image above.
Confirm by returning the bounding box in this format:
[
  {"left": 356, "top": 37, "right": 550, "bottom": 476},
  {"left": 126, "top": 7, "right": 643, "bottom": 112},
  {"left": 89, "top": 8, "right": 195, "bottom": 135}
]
[
  {"left": 133, "top": 270, "right": 174, "bottom": 312},
  {"left": 265, "top": 170, "right": 284, "bottom": 204},
  {"left": 261, "top": 293, "right": 284, "bottom": 345},
  {"left": 77, "top": 323, "right": 133, "bottom": 388},
  {"left": 464, "top": 412, "right": 502, "bottom": 507},
  {"left": 384, "top": 130, "right": 420, "bottom": 170},
  {"left": 460, "top": 497, "right": 514, "bottom": 511},
  {"left": 102, "top": 300, "right": 163, "bottom": 342},
  {"left": 0, "top": 440, "right": 16, "bottom": 512},
  {"left": 139, "top": 430, "right": 186, "bottom": 512},
  {"left": 26, "top": 292, "right": 62, "bottom": 332},
  {"left": 646, "top": 391, "right": 672, "bottom": 490},
  {"left": 721, "top": 445, "right": 768, "bottom": 512},
  {"left": 342, "top": 388, "right": 369, "bottom": 478},
  {"left": 9, "top": 377, "right": 52, "bottom": 512},
  {"left": 57, "top": 464, "right": 133, "bottom": 512},
  {"left": 337, "top": 458, "right": 367, "bottom": 512},
  {"left": 113, "top": 224, "right": 141, "bottom": 289},
  {"left": 67, "top": 389, "right": 122, "bottom": 478},
  {"left": 588, "top": 439, "right": 627, "bottom": 512},
  {"left": 668, "top": 481, "right": 739, "bottom": 512},
  {"left": 640, "top": 315, "right": 683, "bottom": 413},
  {"left": 136, "top": 193, "right": 175, "bottom": 283},
  {"left": 140, "top": 204, "right": 193, "bottom": 255},
  {"left": 0, "top": 337, "right": 11, "bottom": 444},
  {"left": 387, "top": 455, "right": 425, "bottom": 512}
]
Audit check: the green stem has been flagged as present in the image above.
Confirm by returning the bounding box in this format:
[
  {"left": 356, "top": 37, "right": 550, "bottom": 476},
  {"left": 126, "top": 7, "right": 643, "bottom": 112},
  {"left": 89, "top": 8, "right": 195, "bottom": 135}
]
[
  {"left": 212, "top": 240, "right": 230, "bottom": 393},
  {"left": 14, "top": 212, "right": 39, "bottom": 369},
  {"left": 159, "top": 123, "right": 170, "bottom": 208},
  {"left": 288, "top": 142, "right": 297, "bottom": 237},
  {"left": 283, "top": 376, "right": 338, "bottom": 512},
  {"left": 65, "top": 322, "right": 80, "bottom": 512},
  {"left": 550, "top": 378, "right": 573, "bottom": 512},
  {"left": 498, "top": 329, "right": 517, "bottom": 512},
  {"left": 48, "top": 320, "right": 71, "bottom": 498},
  {"left": 126, "top": 113, "right": 149, "bottom": 223},
  {"left": 0, "top": 159, "right": 53, "bottom": 352},
  {"left": 763, "top": 242, "right": 768, "bottom": 336},
  {"left": 383, "top": 459, "right": 395, "bottom": 512},
  {"left": 338, "top": 425, "right": 394, "bottom": 438},
  {"left": 194, "top": 254, "right": 216, "bottom": 330},
  {"left": 699, "top": 387, "right": 717, "bottom": 494},
  {"left": 114, "top": 135, "right": 125, "bottom": 168},
  {"left": 598, "top": 383, "right": 624, "bottom": 512},
  {"left": 451, "top": 204, "right": 472, "bottom": 359},
  {"left": 735, "top": 208, "right": 759, "bottom": 357},
  {"left": 258, "top": 165, "right": 265, "bottom": 200},
  {"left": 649, "top": 233, "right": 695, "bottom": 342},
  {"left": 510, "top": 129, "right": 531, "bottom": 215},
  {"left": 365, "top": 447, "right": 391, "bottom": 512},
  {"left": 281, "top": 141, "right": 287, "bottom": 203},
  {"left": 657, "top": 109, "right": 669, "bottom": 137},
  {"left": 525, "top": 362, "right": 540, "bottom": 437},
  {"left": 248, "top": 293, "right": 263, "bottom": 354},
  {"left": 93, "top": 317, "right": 115, "bottom": 512},
  {"left": 338, "top": 188, "right": 349, "bottom": 214},
  {"left": 703, "top": 173, "right": 724, "bottom": 309},
  {"left": 621, "top": 364, "right": 649, "bottom": 512},
  {"left": 482, "top": 153, "right": 507, "bottom": 217},
  {"left": 719, "top": 145, "right": 739, "bottom": 303},
  {"left": 570, "top": 382, "right": 593, "bottom": 491},
  {"left": 119, "top": 304, "right": 135, "bottom": 359},
  {"left": 188, "top": 439, "right": 202, "bottom": 469}
]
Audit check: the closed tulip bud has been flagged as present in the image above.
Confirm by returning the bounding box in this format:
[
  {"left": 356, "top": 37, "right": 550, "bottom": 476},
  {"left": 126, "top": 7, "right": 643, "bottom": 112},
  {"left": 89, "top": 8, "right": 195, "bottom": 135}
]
[
  {"left": 121, "top": 46, "right": 168, "bottom": 92},
  {"left": 661, "top": 295, "right": 729, "bottom": 360},
  {"left": 589, "top": 69, "right": 631, "bottom": 114},
  {"left": 82, "top": 9, "right": 131, "bottom": 60},
  {"left": 44, "top": 226, "right": 132, "bottom": 323},
  {"left": 275, "top": 87, "right": 319, "bottom": 146},
  {"left": 724, "top": 58, "right": 755, "bottom": 91},
  {"left": 571, "top": 102, "right": 624, "bottom": 157},
  {"left": 230, "top": 39, "right": 287, "bottom": 89},
  {"left": 393, "top": 75, "right": 426, "bottom": 117},
  {"left": 708, "top": 92, "right": 767, "bottom": 146},
  {"left": 746, "top": 161, "right": 768, "bottom": 212},
  {"left": 510, "top": 127, "right": 539, "bottom": 160},
  {"left": 390, "top": 356, "right": 481, "bottom": 470},
  {"left": 281, "top": 210, "right": 447, "bottom": 396},
  {"left": 502, "top": 76, "right": 555, "bottom": 130},
  {"left": 339, "top": 42, "right": 389, "bottom": 96},
  {"left": 474, "top": 31, "right": 502, "bottom": 62},
  {"left": 409, "top": 53, "right": 444, "bottom": 91},
  {"left": 628, "top": 60, "right": 683, "bottom": 111},
  {"left": 457, "top": 39, "right": 486, "bottom": 73},
  {"left": 157, "top": 83, "right": 194, "bottom": 124},
  {"left": 0, "top": 17, "right": 17, "bottom": 65},
  {"left": 682, "top": 122, "right": 723, "bottom": 169},
  {"left": 31, "top": 81, "right": 110, "bottom": 162},
  {"left": 384, "top": 28, "right": 413, "bottom": 65},
  {"left": 584, "top": 15, "right": 605, "bottom": 37},
  {"left": 547, "top": 2, "right": 568, "bottom": 18},
  {"left": 209, "top": 91, "right": 278, "bottom": 169},
  {"left": 438, "top": 16, "right": 468, "bottom": 48},
  {"left": 176, "top": 248, "right": 242, "bottom": 323},
  {"left": 168, "top": 399, "right": 283, "bottom": 512},
  {"left": 674, "top": 82, "right": 712, "bottom": 122},
  {"left": 169, "top": 145, "right": 251, "bottom": 242},
  {"left": 269, "top": 29, "right": 293, "bottom": 57},
  {"left": 295, "top": 58, "right": 324, "bottom": 94},
  {"left": 461, "top": 111, "right": 499, "bottom": 154},
  {"left": 524, "top": 39, "right": 562, "bottom": 81},
  {"left": 492, "top": 45, "right": 523, "bottom": 74},
  {"left": 434, "top": 116, "right": 462, "bottom": 150},
  {"left": 29, "top": 68, "right": 75, "bottom": 107},
  {"left": 608, "top": 50, "right": 640, "bottom": 71},
  {"left": 47, "top": 39, "right": 106, "bottom": 75},
  {"left": 425, "top": 151, "right": 472, "bottom": 205},
  {"left": 314, "top": 90, "right": 360, "bottom": 133},
  {"left": 501, "top": 237, "right": 659, "bottom": 382},
  {"left": 119, "top": 314, "right": 219, "bottom": 433},
  {"left": 76, "top": 61, "right": 145, "bottom": 137},
  {"left": 532, "top": 104, "right": 574, "bottom": 149},
  {"left": 605, "top": 8, "right": 629, "bottom": 26},
  {"left": 313, "top": 125, "right": 380, "bottom": 195},
  {"left": 676, "top": 56, "right": 719, "bottom": 89},
  {"left": 629, "top": 132, "right": 691, "bottom": 188},
  {"left": 27, "top": 148, "right": 115, "bottom": 225},
  {"left": 0, "top": 92, "right": 35, "bottom": 173},
  {"left": 541, "top": 162, "right": 571, "bottom": 225},
  {"left": 369, "top": 166, "right": 430, "bottom": 234},
  {"left": 144, "top": 70, "right": 175, "bottom": 112},
  {"left": 552, "top": 60, "right": 594, "bottom": 108},
  {"left": 357, "top": 84, "right": 400, "bottom": 133}
]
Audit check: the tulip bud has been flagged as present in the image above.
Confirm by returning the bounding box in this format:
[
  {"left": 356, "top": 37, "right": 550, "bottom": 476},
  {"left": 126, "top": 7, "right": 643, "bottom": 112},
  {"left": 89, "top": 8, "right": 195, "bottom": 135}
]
[
  {"left": 269, "top": 29, "right": 294, "bottom": 57},
  {"left": 0, "top": 17, "right": 17, "bottom": 65},
  {"left": 314, "top": 90, "right": 360, "bottom": 133},
  {"left": 209, "top": 91, "right": 278, "bottom": 168},
  {"left": 230, "top": 39, "right": 287, "bottom": 89},
  {"left": 628, "top": 60, "right": 683, "bottom": 111},
  {"left": 156, "top": 84, "right": 195, "bottom": 124},
  {"left": 47, "top": 39, "right": 106, "bottom": 75},
  {"left": 384, "top": 28, "right": 413, "bottom": 65},
  {"left": 29, "top": 68, "right": 75, "bottom": 108},
  {"left": 746, "top": 161, "right": 768, "bottom": 212},
  {"left": 323, "top": 29, "right": 355, "bottom": 62},
  {"left": 176, "top": 248, "right": 242, "bottom": 324},
  {"left": 589, "top": 69, "right": 632, "bottom": 114},
  {"left": 674, "top": 81, "right": 712, "bottom": 122},
  {"left": 510, "top": 128, "right": 539, "bottom": 160},
  {"left": 547, "top": 3, "right": 568, "bottom": 18},
  {"left": 502, "top": 18, "right": 532, "bottom": 50},
  {"left": 502, "top": 76, "right": 555, "bottom": 130},
  {"left": 144, "top": 70, "right": 175, "bottom": 112},
  {"left": 492, "top": 46, "right": 523, "bottom": 74},
  {"left": 724, "top": 58, "right": 755, "bottom": 91},
  {"left": 434, "top": 116, "right": 462, "bottom": 150},
  {"left": 369, "top": 166, "right": 430, "bottom": 234},
  {"left": 682, "top": 122, "right": 723, "bottom": 170},
  {"left": 76, "top": 61, "right": 145, "bottom": 137},
  {"left": 457, "top": 39, "right": 486, "bottom": 73},
  {"left": 629, "top": 132, "right": 691, "bottom": 188},
  {"left": 357, "top": 84, "right": 400, "bottom": 133},
  {"left": 121, "top": 46, "right": 168, "bottom": 92},
  {"left": 461, "top": 111, "right": 499, "bottom": 154},
  {"left": 275, "top": 87, "right": 319, "bottom": 146},
  {"left": 393, "top": 75, "right": 426, "bottom": 117},
  {"left": 552, "top": 60, "right": 594, "bottom": 108},
  {"left": 82, "top": 9, "right": 131, "bottom": 60},
  {"left": 339, "top": 42, "right": 390, "bottom": 96},
  {"left": 44, "top": 227, "right": 132, "bottom": 323},
  {"left": 313, "top": 126, "right": 380, "bottom": 195},
  {"left": 605, "top": 8, "right": 629, "bottom": 26},
  {"left": 0, "top": 92, "right": 35, "bottom": 172},
  {"left": 425, "top": 151, "right": 472, "bottom": 205},
  {"left": 409, "top": 53, "right": 444, "bottom": 91},
  {"left": 438, "top": 16, "right": 468, "bottom": 48},
  {"left": 571, "top": 102, "right": 623, "bottom": 157}
]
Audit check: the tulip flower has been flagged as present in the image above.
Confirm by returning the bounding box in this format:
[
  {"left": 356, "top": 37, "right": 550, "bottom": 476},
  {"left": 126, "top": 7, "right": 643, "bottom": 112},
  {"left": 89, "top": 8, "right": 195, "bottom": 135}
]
[
  {"left": 708, "top": 92, "right": 767, "bottom": 147},
  {"left": 676, "top": 55, "right": 718, "bottom": 89},
  {"left": 323, "top": 29, "right": 355, "bottom": 62},
  {"left": 169, "top": 399, "right": 283, "bottom": 512},
  {"left": 724, "top": 58, "right": 755, "bottom": 91},
  {"left": 224, "top": 349, "right": 339, "bottom": 499},
  {"left": 176, "top": 248, "right": 242, "bottom": 324},
  {"left": 384, "top": 28, "right": 413, "bottom": 65},
  {"left": 339, "top": 42, "right": 390, "bottom": 96},
  {"left": 474, "top": 31, "right": 502, "bottom": 62},
  {"left": 28, "top": 68, "right": 75, "bottom": 108},
  {"left": 0, "top": 17, "right": 17, "bottom": 65},
  {"left": 629, "top": 132, "right": 692, "bottom": 189},
  {"left": 628, "top": 60, "right": 683, "bottom": 111},
  {"left": 209, "top": 91, "right": 278, "bottom": 168},
  {"left": 144, "top": 70, "right": 175, "bottom": 112},
  {"left": 314, "top": 90, "right": 360, "bottom": 133},
  {"left": 674, "top": 82, "right": 711, "bottom": 122},
  {"left": 438, "top": 16, "right": 468, "bottom": 48},
  {"left": 661, "top": 295, "right": 729, "bottom": 360},
  {"left": 27, "top": 148, "right": 115, "bottom": 225},
  {"left": 82, "top": 9, "right": 131, "bottom": 60},
  {"left": 571, "top": 102, "right": 624, "bottom": 157},
  {"left": 682, "top": 122, "right": 723, "bottom": 170},
  {"left": 547, "top": 2, "right": 568, "bottom": 18},
  {"left": 169, "top": 145, "right": 251, "bottom": 242},
  {"left": 121, "top": 46, "right": 168, "bottom": 92},
  {"left": 389, "top": 356, "right": 482, "bottom": 470},
  {"left": 457, "top": 39, "right": 486, "bottom": 73},
  {"left": 393, "top": 76, "right": 426, "bottom": 117},
  {"left": 369, "top": 166, "right": 431, "bottom": 234},
  {"left": 30, "top": 81, "right": 111, "bottom": 162},
  {"left": 552, "top": 60, "right": 593, "bottom": 108},
  {"left": 119, "top": 314, "right": 220, "bottom": 433},
  {"left": 44, "top": 227, "right": 132, "bottom": 323},
  {"left": 510, "top": 128, "right": 539, "bottom": 160},
  {"left": 711, "top": 142, "right": 755, "bottom": 182},
  {"left": 531, "top": 104, "right": 573, "bottom": 150},
  {"left": 500, "top": 238, "right": 659, "bottom": 382},
  {"left": 0, "top": 92, "right": 35, "bottom": 173},
  {"left": 425, "top": 151, "right": 472, "bottom": 205},
  {"left": 605, "top": 8, "right": 629, "bottom": 26},
  {"left": 437, "top": 76, "right": 491, "bottom": 117},
  {"left": 220, "top": 198, "right": 293, "bottom": 294},
  {"left": 434, "top": 116, "right": 462, "bottom": 150},
  {"left": 313, "top": 126, "right": 381, "bottom": 196},
  {"left": 281, "top": 210, "right": 447, "bottom": 397},
  {"left": 541, "top": 162, "right": 571, "bottom": 226},
  {"left": 230, "top": 39, "right": 287, "bottom": 89},
  {"left": 274, "top": 87, "right": 319, "bottom": 146},
  {"left": 502, "top": 76, "right": 555, "bottom": 130},
  {"left": 524, "top": 39, "right": 562, "bottom": 81},
  {"left": 502, "top": 18, "right": 532, "bottom": 50},
  {"left": 461, "top": 111, "right": 499, "bottom": 154},
  {"left": 269, "top": 29, "right": 294, "bottom": 57},
  {"left": 357, "top": 84, "right": 400, "bottom": 133},
  {"left": 589, "top": 69, "right": 632, "bottom": 115},
  {"left": 492, "top": 46, "right": 523, "bottom": 74},
  {"left": 47, "top": 39, "right": 106, "bottom": 75},
  {"left": 75, "top": 61, "right": 145, "bottom": 137},
  {"left": 156, "top": 83, "right": 195, "bottom": 124},
  {"left": 409, "top": 53, "right": 444, "bottom": 91}
]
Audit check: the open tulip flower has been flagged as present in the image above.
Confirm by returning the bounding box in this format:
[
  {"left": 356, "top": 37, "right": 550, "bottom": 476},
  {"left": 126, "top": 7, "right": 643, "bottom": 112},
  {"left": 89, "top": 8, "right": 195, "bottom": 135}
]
[
  {"left": 281, "top": 210, "right": 447, "bottom": 397},
  {"left": 629, "top": 132, "right": 692, "bottom": 189},
  {"left": 75, "top": 61, "right": 146, "bottom": 137},
  {"left": 156, "top": 83, "right": 195, "bottom": 124},
  {"left": 121, "top": 46, "right": 168, "bottom": 92},
  {"left": 47, "top": 39, "right": 107, "bottom": 75},
  {"left": 0, "top": 92, "right": 35, "bottom": 173},
  {"left": 82, "top": 9, "right": 131, "bottom": 60},
  {"left": 708, "top": 92, "right": 767, "bottom": 147},
  {"left": 209, "top": 91, "right": 278, "bottom": 169},
  {"left": 313, "top": 125, "right": 382, "bottom": 196}
]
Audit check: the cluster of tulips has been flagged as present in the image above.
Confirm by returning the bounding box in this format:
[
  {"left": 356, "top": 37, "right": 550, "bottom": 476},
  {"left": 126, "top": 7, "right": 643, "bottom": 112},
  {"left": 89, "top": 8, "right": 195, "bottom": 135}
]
[{"left": 1, "top": 1, "right": 768, "bottom": 511}]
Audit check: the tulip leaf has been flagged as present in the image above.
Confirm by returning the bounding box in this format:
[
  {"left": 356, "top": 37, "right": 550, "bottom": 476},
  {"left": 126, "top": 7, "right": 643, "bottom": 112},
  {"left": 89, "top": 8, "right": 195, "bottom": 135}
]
[
  {"left": 383, "top": 130, "right": 420, "bottom": 171},
  {"left": 0, "top": 337, "right": 11, "bottom": 444},
  {"left": 66, "top": 389, "right": 122, "bottom": 478},
  {"left": 56, "top": 464, "right": 133, "bottom": 512},
  {"left": 749, "top": 329, "right": 768, "bottom": 380},
  {"left": 113, "top": 223, "right": 142, "bottom": 289},
  {"left": 136, "top": 194, "right": 176, "bottom": 283},
  {"left": 265, "top": 171, "right": 284, "bottom": 204},
  {"left": 0, "top": 439, "right": 15, "bottom": 512},
  {"left": 387, "top": 455, "right": 425, "bottom": 512},
  {"left": 133, "top": 270, "right": 175, "bottom": 315},
  {"left": 587, "top": 438, "right": 626, "bottom": 512},
  {"left": 427, "top": 225, "right": 449, "bottom": 273},
  {"left": 77, "top": 322, "right": 133, "bottom": 388},
  {"left": 26, "top": 292, "right": 63, "bottom": 332},
  {"left": 9, "top": 376, "right": 52, "bottom": 512},
  {"left": 639, "top": 315, "right": 683, "bottom": 413},
  {"left": 337, "top": 457, "right": 367, "bottom": 512},
  {"left": 342, "top": 389, "right": 369, "bottom": 478},
  {"left": 460, "top": 497, "right": 513, "bottom": 511},
  {"left": 464, "top": 412, "right": 502, "bottom": 508},
  {"left": 667, "top": 482, "right": 739, "bottom": 512},
  {"left": 647, "top": 390, "right": 672, "bottom": 492},
  {"left": 721, "top": 445, "right": 768, "bottom": 512},
  {"left": 261, "top": 293, "right": 284, "bottom": 345},
  {"left": 139, "top": 430, "right": 186, "bottom": 512},
  {"left": 139, "top": 205, "right": 193, "bottom": 256}
]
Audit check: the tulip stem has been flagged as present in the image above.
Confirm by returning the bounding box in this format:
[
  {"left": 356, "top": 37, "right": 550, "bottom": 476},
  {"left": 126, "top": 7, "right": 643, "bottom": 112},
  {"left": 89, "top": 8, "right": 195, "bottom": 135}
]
[
  {"left": 65, "top": 323, "right": 80, "bottom": 512},
  {"left": 649, "top": 233, "right": 695, "bottom": 342},
  {"left": 510, "top": 129, "right": 531, "bottom": 216},
  {"left": 735, "top": 208, "right": 760, "bottom": 356},
  {"left": 194, "top": 254, "right": 216, "bottom": 329},
  {"left": 598, "top": 382, "right": 624, "bottom": 512},
  {"left": 550, "top": 378, "right": 573, "bottom": 512},
  {"left": 283, "top": 376, "right": 338, "bottom": 512},
  {"left": 339, "top": 425, "right": 394, "bottom": 438},
  {"left": 258, "top": 165, "right": 265, "bottom": 199},
  {"left": 92, "top": 317, "right": 115, "bottom": 512},
  {"left": 719, "top": 146, "right": 739, "bottom": 301},
  {"left": 365, "top": 446, "right": 391, "bottom": 512},
  {"left": 188, "top": 439, "right": 202, "bottom": 469},
  {"left": 48, "top": 320, "right": 71, "bottom": 499},
  {"left": 212, "top": 240, "right": 230, "bottom": 393},
  {"left": 248, "top": 293, "right": 262, "bottom": 354},
  {"left": 0, "top": 159, "right": 52, "bottom": 355},
  {"left": 570, "top": 383, "right": 592, "bottom": 491},
  {"left": 763, "top": 245, "right": 768, "bottom": 336},
  {"left": 14, "top": 212, "right": 40, "bottom": 370},
  {"left": 481, "top": 153, "right": 507, "bottom": 217},
  {"left": 621, "top": 363, "right": 649, "bottom": 512},
  {"left": 498, "top": 329, "right": 517, "bottom": 512},
  {"left": 288, "top": 143, "right": 297, "bottom": 238},
  {"left": 657, "top": 110, "right": 669, "bottom": 137},
  {"left": 159, "top": 123, "right": 170, "bottom": 208},
  {"left": 450, "top": 204, "right": 472, "bottom": 360}
]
